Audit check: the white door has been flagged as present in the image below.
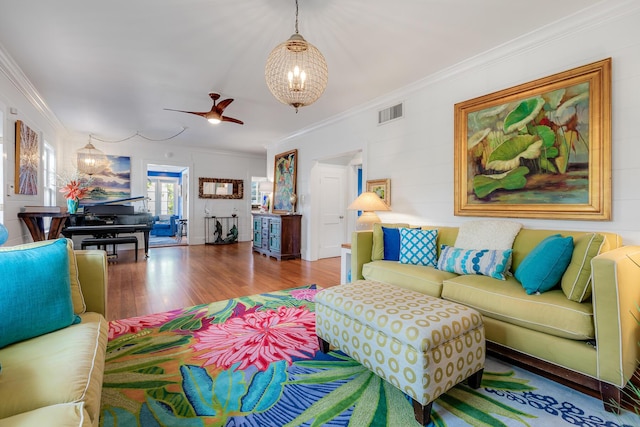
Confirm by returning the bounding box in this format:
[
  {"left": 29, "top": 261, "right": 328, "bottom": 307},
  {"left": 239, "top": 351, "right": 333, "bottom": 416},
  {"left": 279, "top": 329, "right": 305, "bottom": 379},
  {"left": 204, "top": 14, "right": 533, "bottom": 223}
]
[{"left": 318, "top": 165, "right": 347, "bottom": 258}]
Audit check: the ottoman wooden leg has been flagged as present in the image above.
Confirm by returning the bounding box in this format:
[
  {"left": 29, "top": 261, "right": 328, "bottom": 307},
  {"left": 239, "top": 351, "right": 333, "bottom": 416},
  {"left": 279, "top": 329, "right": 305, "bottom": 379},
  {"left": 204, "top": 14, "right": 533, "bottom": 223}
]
[
  {"left": 467, "top": 368, "right": 484, "bottom": 389},
  {"left": 412, "top": 399, "right": 433, "bottom": 426},
  {"left": 318, "top": 337, "right": 330, "bottom": 353}
]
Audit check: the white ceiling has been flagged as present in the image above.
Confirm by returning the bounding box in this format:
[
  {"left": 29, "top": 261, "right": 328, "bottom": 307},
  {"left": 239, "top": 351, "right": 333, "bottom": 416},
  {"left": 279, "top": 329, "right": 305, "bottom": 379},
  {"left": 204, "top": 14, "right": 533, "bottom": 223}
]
[{"left": 0, "top": 0, "right": 603, "bottom": 155}]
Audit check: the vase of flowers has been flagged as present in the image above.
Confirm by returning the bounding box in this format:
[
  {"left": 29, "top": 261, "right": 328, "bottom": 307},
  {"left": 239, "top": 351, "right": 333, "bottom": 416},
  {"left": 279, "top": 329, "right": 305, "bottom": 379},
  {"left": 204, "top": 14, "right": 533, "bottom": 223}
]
[{"left": 59, "top": 173, "right": 91, "bottom": 214}]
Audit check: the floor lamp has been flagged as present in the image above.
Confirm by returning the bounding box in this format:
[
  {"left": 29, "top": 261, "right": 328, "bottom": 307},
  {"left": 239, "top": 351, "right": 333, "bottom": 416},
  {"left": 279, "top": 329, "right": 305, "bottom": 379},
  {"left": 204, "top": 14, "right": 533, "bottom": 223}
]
[{"left": 348, "top": 192, "right": 390, "bottom": 231}]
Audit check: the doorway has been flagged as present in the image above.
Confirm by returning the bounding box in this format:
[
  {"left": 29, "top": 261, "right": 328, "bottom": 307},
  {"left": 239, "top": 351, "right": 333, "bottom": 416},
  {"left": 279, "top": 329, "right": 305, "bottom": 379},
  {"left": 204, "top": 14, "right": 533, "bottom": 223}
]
[
  {"left": 314, "top": 151, "right": 362, "bottom": 260},
  {"left": 146, "top": 164, "right": 189, "bottom": 247}
]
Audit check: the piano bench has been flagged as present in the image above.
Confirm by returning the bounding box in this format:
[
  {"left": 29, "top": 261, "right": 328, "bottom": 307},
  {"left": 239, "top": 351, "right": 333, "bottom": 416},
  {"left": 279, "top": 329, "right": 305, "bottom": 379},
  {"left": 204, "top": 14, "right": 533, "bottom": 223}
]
[{"left": 81, "top": 236, "right": 139, "bottom": 261}]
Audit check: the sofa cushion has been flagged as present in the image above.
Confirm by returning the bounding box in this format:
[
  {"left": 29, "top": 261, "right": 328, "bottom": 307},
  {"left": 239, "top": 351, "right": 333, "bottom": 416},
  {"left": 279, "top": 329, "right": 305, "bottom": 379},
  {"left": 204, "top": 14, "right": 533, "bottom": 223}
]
[
  {"left": 561, "top": 233, "right": 605, "bottom": 302},
  {"left": 372, "top": 223, "right": 410, "bottom": 261},
  {"left": 381, "top": 226, "right": 401, "bottom": 261},
  {"left": 399, "top": 228, "right": 438, "bottom": 266},
  {"left": 0, "top": 239, "right": 85, "bottom": 314},
  {"left": 0, "top": 312, "right": 107, "bottom": 423},
  {"left": 437, "top": 245, "right": 512, "bottom": 280},
  {"left": 454, "top": 220, "right": 522, "bottom": 250},
  {"left": 0, "top": 239, "right": 80, "bottom": 348},
  {"left": 515, "top": 234, "right": 574, "bottom": 295},
  {"left": 441, "top": 274, "right": 594, "bottom": 340},
  {"left": 362, "top": 260, "right": 457, "bottom": 297},
  {"left": 0, "top": 403, "right": 91, "bottom": 427}
]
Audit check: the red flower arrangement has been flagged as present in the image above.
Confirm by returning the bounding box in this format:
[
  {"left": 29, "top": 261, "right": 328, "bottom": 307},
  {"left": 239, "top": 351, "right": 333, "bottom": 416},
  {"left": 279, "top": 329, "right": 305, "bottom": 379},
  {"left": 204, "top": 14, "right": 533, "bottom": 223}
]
[{"left": 59, "top": 179, "right": 89, "bottom": 200}]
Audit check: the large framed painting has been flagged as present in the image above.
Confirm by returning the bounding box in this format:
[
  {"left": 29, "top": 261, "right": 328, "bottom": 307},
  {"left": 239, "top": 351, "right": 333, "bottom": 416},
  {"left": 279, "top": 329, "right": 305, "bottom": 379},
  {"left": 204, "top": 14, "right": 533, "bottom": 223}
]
[
  {"left": 272, "top": 149, "right": 297, "bottom": 214},
  {"left": 454, "top": 58, "right": 611, "bottom": 220},
  {"left": 15, "top": 120, "right": 39, "bottom": 195},
  {"left": 81, "top": 155, "right": 132, "bottom": 203}
]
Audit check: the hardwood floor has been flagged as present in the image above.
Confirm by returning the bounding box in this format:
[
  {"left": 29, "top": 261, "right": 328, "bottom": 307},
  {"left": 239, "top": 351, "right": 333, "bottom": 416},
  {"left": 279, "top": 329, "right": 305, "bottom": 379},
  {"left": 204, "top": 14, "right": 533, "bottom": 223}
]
[{"left": 106, "top": 242, "right": 341, "bottom": 321}]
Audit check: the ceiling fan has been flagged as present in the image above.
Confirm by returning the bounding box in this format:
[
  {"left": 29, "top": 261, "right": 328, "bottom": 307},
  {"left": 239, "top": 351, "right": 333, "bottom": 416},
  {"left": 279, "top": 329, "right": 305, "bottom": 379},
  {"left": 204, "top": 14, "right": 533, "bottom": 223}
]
[{"left": 165, "top": 93, "right": 244, "bottom": 125}]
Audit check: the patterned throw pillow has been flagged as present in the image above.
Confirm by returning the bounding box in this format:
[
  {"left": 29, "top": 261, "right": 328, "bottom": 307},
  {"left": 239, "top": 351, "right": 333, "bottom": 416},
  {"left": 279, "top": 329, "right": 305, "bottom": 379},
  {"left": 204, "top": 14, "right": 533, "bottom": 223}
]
[
  {"left": 437, "top": 245, "right": 513, "bottom": 280},
  {"left": 399, "top": 228, "right": 438, "bottom": 266}
]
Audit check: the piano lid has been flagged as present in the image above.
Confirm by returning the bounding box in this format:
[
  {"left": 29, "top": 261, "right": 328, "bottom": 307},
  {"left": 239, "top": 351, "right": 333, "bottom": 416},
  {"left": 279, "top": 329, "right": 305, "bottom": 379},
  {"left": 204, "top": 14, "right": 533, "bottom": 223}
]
[{"left": 83, "top": 196, "right": 148, "bottom": 206}]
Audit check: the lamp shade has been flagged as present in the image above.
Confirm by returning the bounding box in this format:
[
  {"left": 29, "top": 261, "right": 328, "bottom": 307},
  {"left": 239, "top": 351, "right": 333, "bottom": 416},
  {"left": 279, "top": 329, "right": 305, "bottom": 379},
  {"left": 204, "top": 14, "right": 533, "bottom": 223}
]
[
  {"left": 259, "top": 180, "right": 273, "bottom": 193},
  {"left": 347, "top": 192, "right": 390, "bottom": 212},
  {"left": 348, "top": 192, "right": 390, "bottom": 231}
]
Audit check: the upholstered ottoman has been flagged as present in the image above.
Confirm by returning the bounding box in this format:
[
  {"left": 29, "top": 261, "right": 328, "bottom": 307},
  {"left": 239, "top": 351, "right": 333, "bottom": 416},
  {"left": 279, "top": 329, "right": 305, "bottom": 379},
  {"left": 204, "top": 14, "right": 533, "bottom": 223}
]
[{"left": 315, "top": 280, "right": 485, "bottom": 425}]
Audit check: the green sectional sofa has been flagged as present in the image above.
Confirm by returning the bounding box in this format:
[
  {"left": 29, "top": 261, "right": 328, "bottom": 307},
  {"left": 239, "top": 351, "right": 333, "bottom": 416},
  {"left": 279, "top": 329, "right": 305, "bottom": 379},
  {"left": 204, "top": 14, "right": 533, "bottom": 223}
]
[
  {"left": 350, "top": 224, "right": 640, "bottom": 411},
  {"left": 0, "top": 240, "right": 108, "bottom": 427}
]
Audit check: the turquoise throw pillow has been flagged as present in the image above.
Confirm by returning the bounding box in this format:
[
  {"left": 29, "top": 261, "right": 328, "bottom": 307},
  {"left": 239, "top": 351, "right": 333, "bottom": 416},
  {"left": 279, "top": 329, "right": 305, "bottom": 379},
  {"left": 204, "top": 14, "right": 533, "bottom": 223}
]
[
  {"left": 382, "top": 227, "right": 401, "bottom": 261},
  {"left": 0, "top": 239, "right": 79, "bottom": 348},
  {"left": 515, "top": 234, "right": 574, "bottom": 295},
  {"left": 437, "top": 245, "right": 513, "bottom": 280},
  {"left": 399, "top": 228, "right": 438, "bottom": 266}
]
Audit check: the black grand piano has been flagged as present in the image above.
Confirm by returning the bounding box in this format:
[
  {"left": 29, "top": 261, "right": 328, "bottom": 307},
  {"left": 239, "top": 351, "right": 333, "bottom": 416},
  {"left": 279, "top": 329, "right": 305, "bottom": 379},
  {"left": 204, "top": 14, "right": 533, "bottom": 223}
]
[{"left": 62, "top": 196, "right": 153, "bottom": 258}]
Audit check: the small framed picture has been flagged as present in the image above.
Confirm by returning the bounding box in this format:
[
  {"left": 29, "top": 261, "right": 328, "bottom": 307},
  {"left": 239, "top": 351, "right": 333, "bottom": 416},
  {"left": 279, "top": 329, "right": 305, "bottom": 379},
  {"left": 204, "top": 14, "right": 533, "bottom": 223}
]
[{"left": 366, "top": 179, "right": 390, "bottom": 207}]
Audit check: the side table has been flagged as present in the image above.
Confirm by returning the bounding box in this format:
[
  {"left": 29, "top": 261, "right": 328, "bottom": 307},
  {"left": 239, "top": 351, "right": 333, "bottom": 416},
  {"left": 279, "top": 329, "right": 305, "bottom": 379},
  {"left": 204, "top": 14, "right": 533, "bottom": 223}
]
[
  {"left": 340, "top": 243, "right": 352, "bottom": 283},
  {"left": 18, "top": 212, "right": 70, "bottom": 241}
]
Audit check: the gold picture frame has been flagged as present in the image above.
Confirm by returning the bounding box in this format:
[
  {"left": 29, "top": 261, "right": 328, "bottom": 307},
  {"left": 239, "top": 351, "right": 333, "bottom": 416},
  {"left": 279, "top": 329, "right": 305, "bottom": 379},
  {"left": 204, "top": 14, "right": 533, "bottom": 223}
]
[
  {"left": 454, "top": 58, "right": 611, "bottom": 220},
  {"left": 366, "top": 179, "right": 391, "bottom": 207},
  {"left": 198, "top": 177, "right": 243, "bottom": 199},
  {"left": 272, "top": 149, "right": 298, "bottom": 214}
]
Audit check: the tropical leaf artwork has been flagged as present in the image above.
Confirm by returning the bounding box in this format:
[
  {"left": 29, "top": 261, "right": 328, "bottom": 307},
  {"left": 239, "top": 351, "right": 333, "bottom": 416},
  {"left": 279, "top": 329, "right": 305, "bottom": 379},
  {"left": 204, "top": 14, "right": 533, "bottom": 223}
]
[
  {"left": 466, "top": 82, "right": 590, "bottom": 202},
  {"left": 100, "top": 285, "right": 637, "bottom": 426}
]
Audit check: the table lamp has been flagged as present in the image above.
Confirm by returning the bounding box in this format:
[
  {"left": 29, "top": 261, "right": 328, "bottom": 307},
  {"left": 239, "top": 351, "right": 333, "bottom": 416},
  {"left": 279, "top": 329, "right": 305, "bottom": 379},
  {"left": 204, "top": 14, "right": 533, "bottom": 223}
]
[{"left": 348, "top": 192, "right": 390, "bottom": 230}]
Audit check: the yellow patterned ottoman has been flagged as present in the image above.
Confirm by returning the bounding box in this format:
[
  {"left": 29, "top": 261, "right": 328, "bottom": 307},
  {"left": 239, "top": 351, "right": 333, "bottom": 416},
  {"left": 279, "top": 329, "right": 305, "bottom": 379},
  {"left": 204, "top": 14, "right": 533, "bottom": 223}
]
[{"left": 315, "top": 280, "right": 485, "bottom": 425}]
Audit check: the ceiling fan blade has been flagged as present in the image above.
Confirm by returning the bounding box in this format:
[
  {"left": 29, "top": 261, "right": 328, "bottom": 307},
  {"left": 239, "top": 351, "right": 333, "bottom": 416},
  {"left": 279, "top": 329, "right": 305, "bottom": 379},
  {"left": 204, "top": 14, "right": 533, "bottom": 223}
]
[
  {"left": 221, "top": 116, "right": 244, "bottom": 125},
  {"left": 164, "top": 108, "right": 208, "bottom": 118},
  {"left": 216, "top": 98, "right": 234, "bottom": 113}
]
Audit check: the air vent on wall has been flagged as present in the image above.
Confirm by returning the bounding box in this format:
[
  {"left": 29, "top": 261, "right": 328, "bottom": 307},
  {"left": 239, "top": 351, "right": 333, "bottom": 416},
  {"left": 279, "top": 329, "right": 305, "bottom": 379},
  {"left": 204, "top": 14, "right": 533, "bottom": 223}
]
[{"left": 378, "top": 102, "right": 403, "bottom": 125}]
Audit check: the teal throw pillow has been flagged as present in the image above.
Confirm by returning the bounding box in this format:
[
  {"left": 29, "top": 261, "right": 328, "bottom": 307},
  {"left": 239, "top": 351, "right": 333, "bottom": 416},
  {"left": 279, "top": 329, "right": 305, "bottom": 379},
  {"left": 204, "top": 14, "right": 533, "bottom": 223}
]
[
  {"left": 515, "top": 234, "right": 574, "bottom": 295},
  {"left": 399, "top": 228, "right": 438, "bottom": 266},
  {"left": 0, "top": 239, "right": 79, "bottom": 348},
  {"left": 437, "top": 245, "right": 513, "bottom": 280}
]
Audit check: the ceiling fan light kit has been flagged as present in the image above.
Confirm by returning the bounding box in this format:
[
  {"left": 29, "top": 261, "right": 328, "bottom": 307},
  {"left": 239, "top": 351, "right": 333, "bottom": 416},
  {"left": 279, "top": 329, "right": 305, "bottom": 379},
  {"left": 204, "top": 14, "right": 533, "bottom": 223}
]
[
  {"left": 165, "top": 93, "right": 244, "bottom": 125},
  {"left": 265, "top": 0, "right": 328, "bottom": 111}
]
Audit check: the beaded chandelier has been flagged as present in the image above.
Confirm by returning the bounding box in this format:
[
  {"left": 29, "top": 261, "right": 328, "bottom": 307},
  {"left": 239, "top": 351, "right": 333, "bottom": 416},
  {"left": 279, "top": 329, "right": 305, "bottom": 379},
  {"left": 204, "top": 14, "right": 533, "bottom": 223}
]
[
  {"left": 76, "top": 137, "right": 108, "bottom": 176},
  {"left": 265, "top": 0, "right": 328, "bottom": 112}
]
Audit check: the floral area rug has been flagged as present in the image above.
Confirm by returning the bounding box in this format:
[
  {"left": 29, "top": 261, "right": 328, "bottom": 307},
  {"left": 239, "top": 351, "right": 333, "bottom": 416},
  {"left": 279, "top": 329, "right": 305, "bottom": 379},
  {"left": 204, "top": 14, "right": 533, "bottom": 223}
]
[{"left": 101, "top": 285, "right": 640, "bottom": 426}]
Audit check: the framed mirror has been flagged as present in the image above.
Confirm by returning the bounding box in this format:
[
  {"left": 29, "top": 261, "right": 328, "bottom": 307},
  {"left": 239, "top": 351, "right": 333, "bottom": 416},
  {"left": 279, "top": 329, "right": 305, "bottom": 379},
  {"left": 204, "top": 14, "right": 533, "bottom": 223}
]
[{"left": 198, "top": 177, "right": 244, "bottom": 199}]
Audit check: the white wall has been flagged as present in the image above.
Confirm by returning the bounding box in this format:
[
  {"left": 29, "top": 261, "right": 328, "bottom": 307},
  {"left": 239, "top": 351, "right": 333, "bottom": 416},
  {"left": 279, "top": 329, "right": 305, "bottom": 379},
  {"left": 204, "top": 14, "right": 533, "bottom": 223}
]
[
  {"left": 60, "top": 134, "right": 265, "bottom": 244},
  {"left": 0, "top": 46, "right": 266, "bottom": 246},
  {"left": 269, "top": 1, "right": 640, "bottom": 260},
  {"left": 0, "top": 47, "right": 67, "bottom": 246}
]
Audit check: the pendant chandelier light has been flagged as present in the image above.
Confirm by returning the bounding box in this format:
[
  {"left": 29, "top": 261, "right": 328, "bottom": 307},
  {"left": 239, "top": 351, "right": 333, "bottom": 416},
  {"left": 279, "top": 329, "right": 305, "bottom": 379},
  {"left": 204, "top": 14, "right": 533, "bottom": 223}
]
[
  {"left": 265, "top": 0, "right": 328, "bottom": 112},
  {"left": 76, "top": 137, "right": 108, "bottom": 176}
]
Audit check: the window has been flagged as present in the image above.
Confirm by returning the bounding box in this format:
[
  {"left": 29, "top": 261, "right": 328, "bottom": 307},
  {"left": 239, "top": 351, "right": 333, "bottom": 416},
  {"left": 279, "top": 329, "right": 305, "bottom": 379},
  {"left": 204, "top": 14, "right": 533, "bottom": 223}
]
[
  {"left": 251, "top": 176, "right": 268, "bottom": 209},
  {"left": 147, "top": 177, "right": 179, "bottom": 216},
  {"left": 43, "top": 141, "right": 56, "bottom": 206}
]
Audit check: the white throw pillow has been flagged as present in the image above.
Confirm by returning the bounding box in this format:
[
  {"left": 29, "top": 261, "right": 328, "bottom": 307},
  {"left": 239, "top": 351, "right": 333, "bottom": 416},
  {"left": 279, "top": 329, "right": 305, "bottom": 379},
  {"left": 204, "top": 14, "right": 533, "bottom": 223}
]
[{"left": 455, "top": 220, "right": 523, "bottom": 250}]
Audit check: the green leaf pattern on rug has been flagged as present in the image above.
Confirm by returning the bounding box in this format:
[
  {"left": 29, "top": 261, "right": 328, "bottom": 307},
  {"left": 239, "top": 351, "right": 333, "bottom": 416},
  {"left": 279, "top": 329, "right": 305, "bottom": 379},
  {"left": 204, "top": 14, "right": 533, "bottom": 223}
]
[
  {"left": 241, "top": 360, "right": 287, "bottom": 412},
  {"left": 105, "top": 285, "right": 621, "bottom": 427}
]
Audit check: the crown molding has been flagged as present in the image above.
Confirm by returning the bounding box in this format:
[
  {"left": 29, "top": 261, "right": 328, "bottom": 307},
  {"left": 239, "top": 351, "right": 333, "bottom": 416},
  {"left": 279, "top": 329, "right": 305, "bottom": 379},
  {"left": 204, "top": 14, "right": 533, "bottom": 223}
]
[
  {"left": 279, "top": 0, "right": 639, "bottom": 144},
  {"left": 0, "top": 41, "right": 65, "bottom": 132}
]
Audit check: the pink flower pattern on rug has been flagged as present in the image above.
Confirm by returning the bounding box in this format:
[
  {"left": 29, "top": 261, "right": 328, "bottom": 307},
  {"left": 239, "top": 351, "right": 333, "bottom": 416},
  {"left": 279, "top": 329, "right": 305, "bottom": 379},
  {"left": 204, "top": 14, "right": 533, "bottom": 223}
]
[
  {"left": 192, "top": 305, "right": 318, "bottom": 371},
  {"left": 108, "top": 311, "right": 178, "bottom": 340},
  {"left": 290, "top": 288, "right": 319, "bottom": 301}
]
